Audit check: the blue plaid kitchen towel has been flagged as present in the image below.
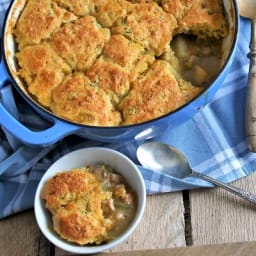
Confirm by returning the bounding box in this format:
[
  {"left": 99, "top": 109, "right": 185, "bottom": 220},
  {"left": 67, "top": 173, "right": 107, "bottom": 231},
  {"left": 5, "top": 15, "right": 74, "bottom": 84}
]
[{"left": 0, "top": 0, "right": 255, "bottom": 218}]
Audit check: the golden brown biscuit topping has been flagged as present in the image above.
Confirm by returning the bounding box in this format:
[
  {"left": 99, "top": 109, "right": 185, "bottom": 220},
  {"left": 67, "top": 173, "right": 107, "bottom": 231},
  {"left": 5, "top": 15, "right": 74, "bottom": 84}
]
[
  {"left": 119, "top": 60, "right": 186, "bottom": 125},
  {"left": 50, "top": 16, "right": 110, "bottom": 71},
  {"left": 14, "top": 0, "right": 77, "bottom": 49},
  {"left": 41, "top": 165, "right": 137, "bottom": 245},
  {"left": 16, "top": 43, "right": 71, "bottom": 107},
  {"left": 52, "top": 0, "right": 91, "bottom": 16},
  {"left": 163, "top": 0, "right": 228, "bottom": 38},
  {"left": 102, "top": 35, "right": 155, "bottom": 81},
  {"left": 51, "top": 73, "right": 121, "bottom": 126},
  {"left": 90, "top": 0, "right": 130, "bottom": 28},
  {"left": 14, "top": 0, "right": 228, "bottom": 126},
  {"left": 112, "top": 2, "right": 178, "bottom": 56},
  {"left": 86, "top": 57, "right": 130, "bottom": 105}
]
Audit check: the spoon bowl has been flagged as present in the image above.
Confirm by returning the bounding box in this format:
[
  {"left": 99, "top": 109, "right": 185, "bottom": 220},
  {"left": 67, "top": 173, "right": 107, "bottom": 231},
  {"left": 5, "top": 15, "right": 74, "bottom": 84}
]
[
  {"left": 137, "top": 142, "right": 191, "bottom": 179},
  {"left": 137, "top": 141, "right": 256, "bottom": 204}
]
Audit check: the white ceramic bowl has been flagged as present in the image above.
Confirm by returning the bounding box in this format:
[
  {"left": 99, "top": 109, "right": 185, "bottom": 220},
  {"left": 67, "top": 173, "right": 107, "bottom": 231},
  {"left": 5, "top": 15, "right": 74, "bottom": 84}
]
[{"left": 34, "top": 147, "right": 146, "bottom": 254}]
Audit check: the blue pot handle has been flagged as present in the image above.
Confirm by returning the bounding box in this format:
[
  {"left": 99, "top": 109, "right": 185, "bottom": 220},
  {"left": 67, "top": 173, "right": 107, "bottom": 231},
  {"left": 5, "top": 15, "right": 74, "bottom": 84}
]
[
  {"left": 0, "top": 62, "right": 80, "bottom": 146},
  {"left": 0, "top": 94, "right": 81, "bottom": 146}
]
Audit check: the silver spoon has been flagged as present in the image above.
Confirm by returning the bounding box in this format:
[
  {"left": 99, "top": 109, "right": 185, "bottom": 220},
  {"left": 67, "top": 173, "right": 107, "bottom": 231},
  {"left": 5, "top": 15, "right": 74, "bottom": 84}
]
[
  {"left": 137, "top": 142, "right": 256, "bottom": 204},
  {"left": 238, "top": 0, "right": 256, "bottom": 151}
]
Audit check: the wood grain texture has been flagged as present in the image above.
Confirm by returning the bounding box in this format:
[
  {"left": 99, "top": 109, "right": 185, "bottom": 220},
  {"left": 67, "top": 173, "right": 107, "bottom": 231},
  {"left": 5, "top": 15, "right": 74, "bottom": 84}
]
[
  {"left": 111, "top": 193, "right": 186, "bottom": 252},
  {"left": 5, "top": 173, "right": 256, "bottom": 255},
  {"left": 189, "top": 172, "right": 256, "bottom": 246},
  {"left": 100, "top": 241, "right": 256, "bottom": 256},
  {"left": 0, "top": 210, "right": 52, "bottom": 256},
  {"left": 55, "top": 192, "right": 186, "bottom": 255}
]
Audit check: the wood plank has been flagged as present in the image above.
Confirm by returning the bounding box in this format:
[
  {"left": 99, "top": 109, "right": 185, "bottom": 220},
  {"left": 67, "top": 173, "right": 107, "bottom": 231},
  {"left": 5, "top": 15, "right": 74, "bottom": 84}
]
[
  {"left": 55, "top": 192, "right": 186, "bottom": 255},
  {"left": 0, "top": 210, "right": 52, "bottom": 256},
  {"left": 100, "top": 241, "right": 256, "bottom": 256},
  {"left": 189, "top": 171, "right": 256, "bottom": 246}
]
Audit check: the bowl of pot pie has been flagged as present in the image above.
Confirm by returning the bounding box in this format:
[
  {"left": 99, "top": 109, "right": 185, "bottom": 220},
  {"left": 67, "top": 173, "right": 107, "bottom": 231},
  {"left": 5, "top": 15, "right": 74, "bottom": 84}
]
[
  {"left": 34, "top": 147, "right": 146, "bottom": 254},
  {"left": 1, "top": 0, "right": 239, "bottom": 144}
]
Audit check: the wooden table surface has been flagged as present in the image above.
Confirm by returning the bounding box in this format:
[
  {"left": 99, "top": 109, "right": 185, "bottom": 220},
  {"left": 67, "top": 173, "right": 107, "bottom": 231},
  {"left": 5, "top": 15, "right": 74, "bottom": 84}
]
[{"left": 1, "top": 171, "right": 256, "bottom": 255}]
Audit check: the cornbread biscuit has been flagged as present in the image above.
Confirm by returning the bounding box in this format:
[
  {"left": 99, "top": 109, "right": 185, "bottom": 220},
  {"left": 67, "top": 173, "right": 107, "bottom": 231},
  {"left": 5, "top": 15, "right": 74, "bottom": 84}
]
[
  {"left": 103, "top": 35, "right": 155, "bottom": 81},
  {"left": 41, "top": 168, "right": 102, "bottom": 214},
  {"left": 90, "top": 0, "right": 130, "bottom": 28},
  {"left": 119, "top": 60, "right": 185, "bottom": 125},
  {"left": 163, "top": 0, "right": 228, "bottom": 39},
  {"left": 178, "top": 78, "right": 204, "bottom": 102},
  {"left": 41, "top": 165, "right": 137, "bottom": 245},
  {"left": 53, "top": 0, "right": 91, "bottom": 16},
  {"left": 41, "top": 168, "right": 111, "bottom": 244},
  {"left": 161, "top": 0, "right": 194, "bottom": 19},
  {"left": 14, "top": 0, "right": 76, "bottom": 49},
  {"left": 179, "top": 0, "right": 228, "bottom": 38},
  {"left": 50, "top": 72, "right": 121, "bottom": 126},
  {"left": 50, "top": 16, "right": 110, "bottom": 71},
  {"left": 16, "top": 43, "right": 71, "bottom": 107},
  {"left": 111, "top": 2, "right": 178, "bottom": 56},
  {"left": 86, "top": 57, "right": 131, "bottom": 105},
  {"left": 53, "top": 204, "right": 107, "bottom": 245}
]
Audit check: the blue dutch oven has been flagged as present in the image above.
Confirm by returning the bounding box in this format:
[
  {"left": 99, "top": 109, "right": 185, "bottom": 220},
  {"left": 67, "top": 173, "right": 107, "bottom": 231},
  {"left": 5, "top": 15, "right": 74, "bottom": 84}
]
[{"left": 0, "top": 0, "right": 239, "bottom": 146}]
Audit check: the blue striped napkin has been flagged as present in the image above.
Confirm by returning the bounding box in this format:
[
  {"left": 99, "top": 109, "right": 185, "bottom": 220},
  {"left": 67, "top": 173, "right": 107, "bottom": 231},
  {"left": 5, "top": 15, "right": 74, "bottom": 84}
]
[{"left": 0, "top": 0, "right": 255, "bottom": 218}]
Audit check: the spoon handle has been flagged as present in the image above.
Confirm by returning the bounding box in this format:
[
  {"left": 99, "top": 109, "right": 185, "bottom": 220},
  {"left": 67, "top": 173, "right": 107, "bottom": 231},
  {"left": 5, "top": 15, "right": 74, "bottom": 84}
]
[
  {"left": 191, "top": 171, "right": 256, "bottom": 204},
  {"left": 245, "top": 18, "right": 256, "bottom": 152}
]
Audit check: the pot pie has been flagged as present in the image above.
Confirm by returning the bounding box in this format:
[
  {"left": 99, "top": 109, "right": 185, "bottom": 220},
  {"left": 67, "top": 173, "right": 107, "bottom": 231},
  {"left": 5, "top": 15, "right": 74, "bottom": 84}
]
[
  {"left": 41, "top": 164, "right": 137, "bottom": 245},
  {"left": 14, "top": 0, "right": 228, "bottom": 126}
]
